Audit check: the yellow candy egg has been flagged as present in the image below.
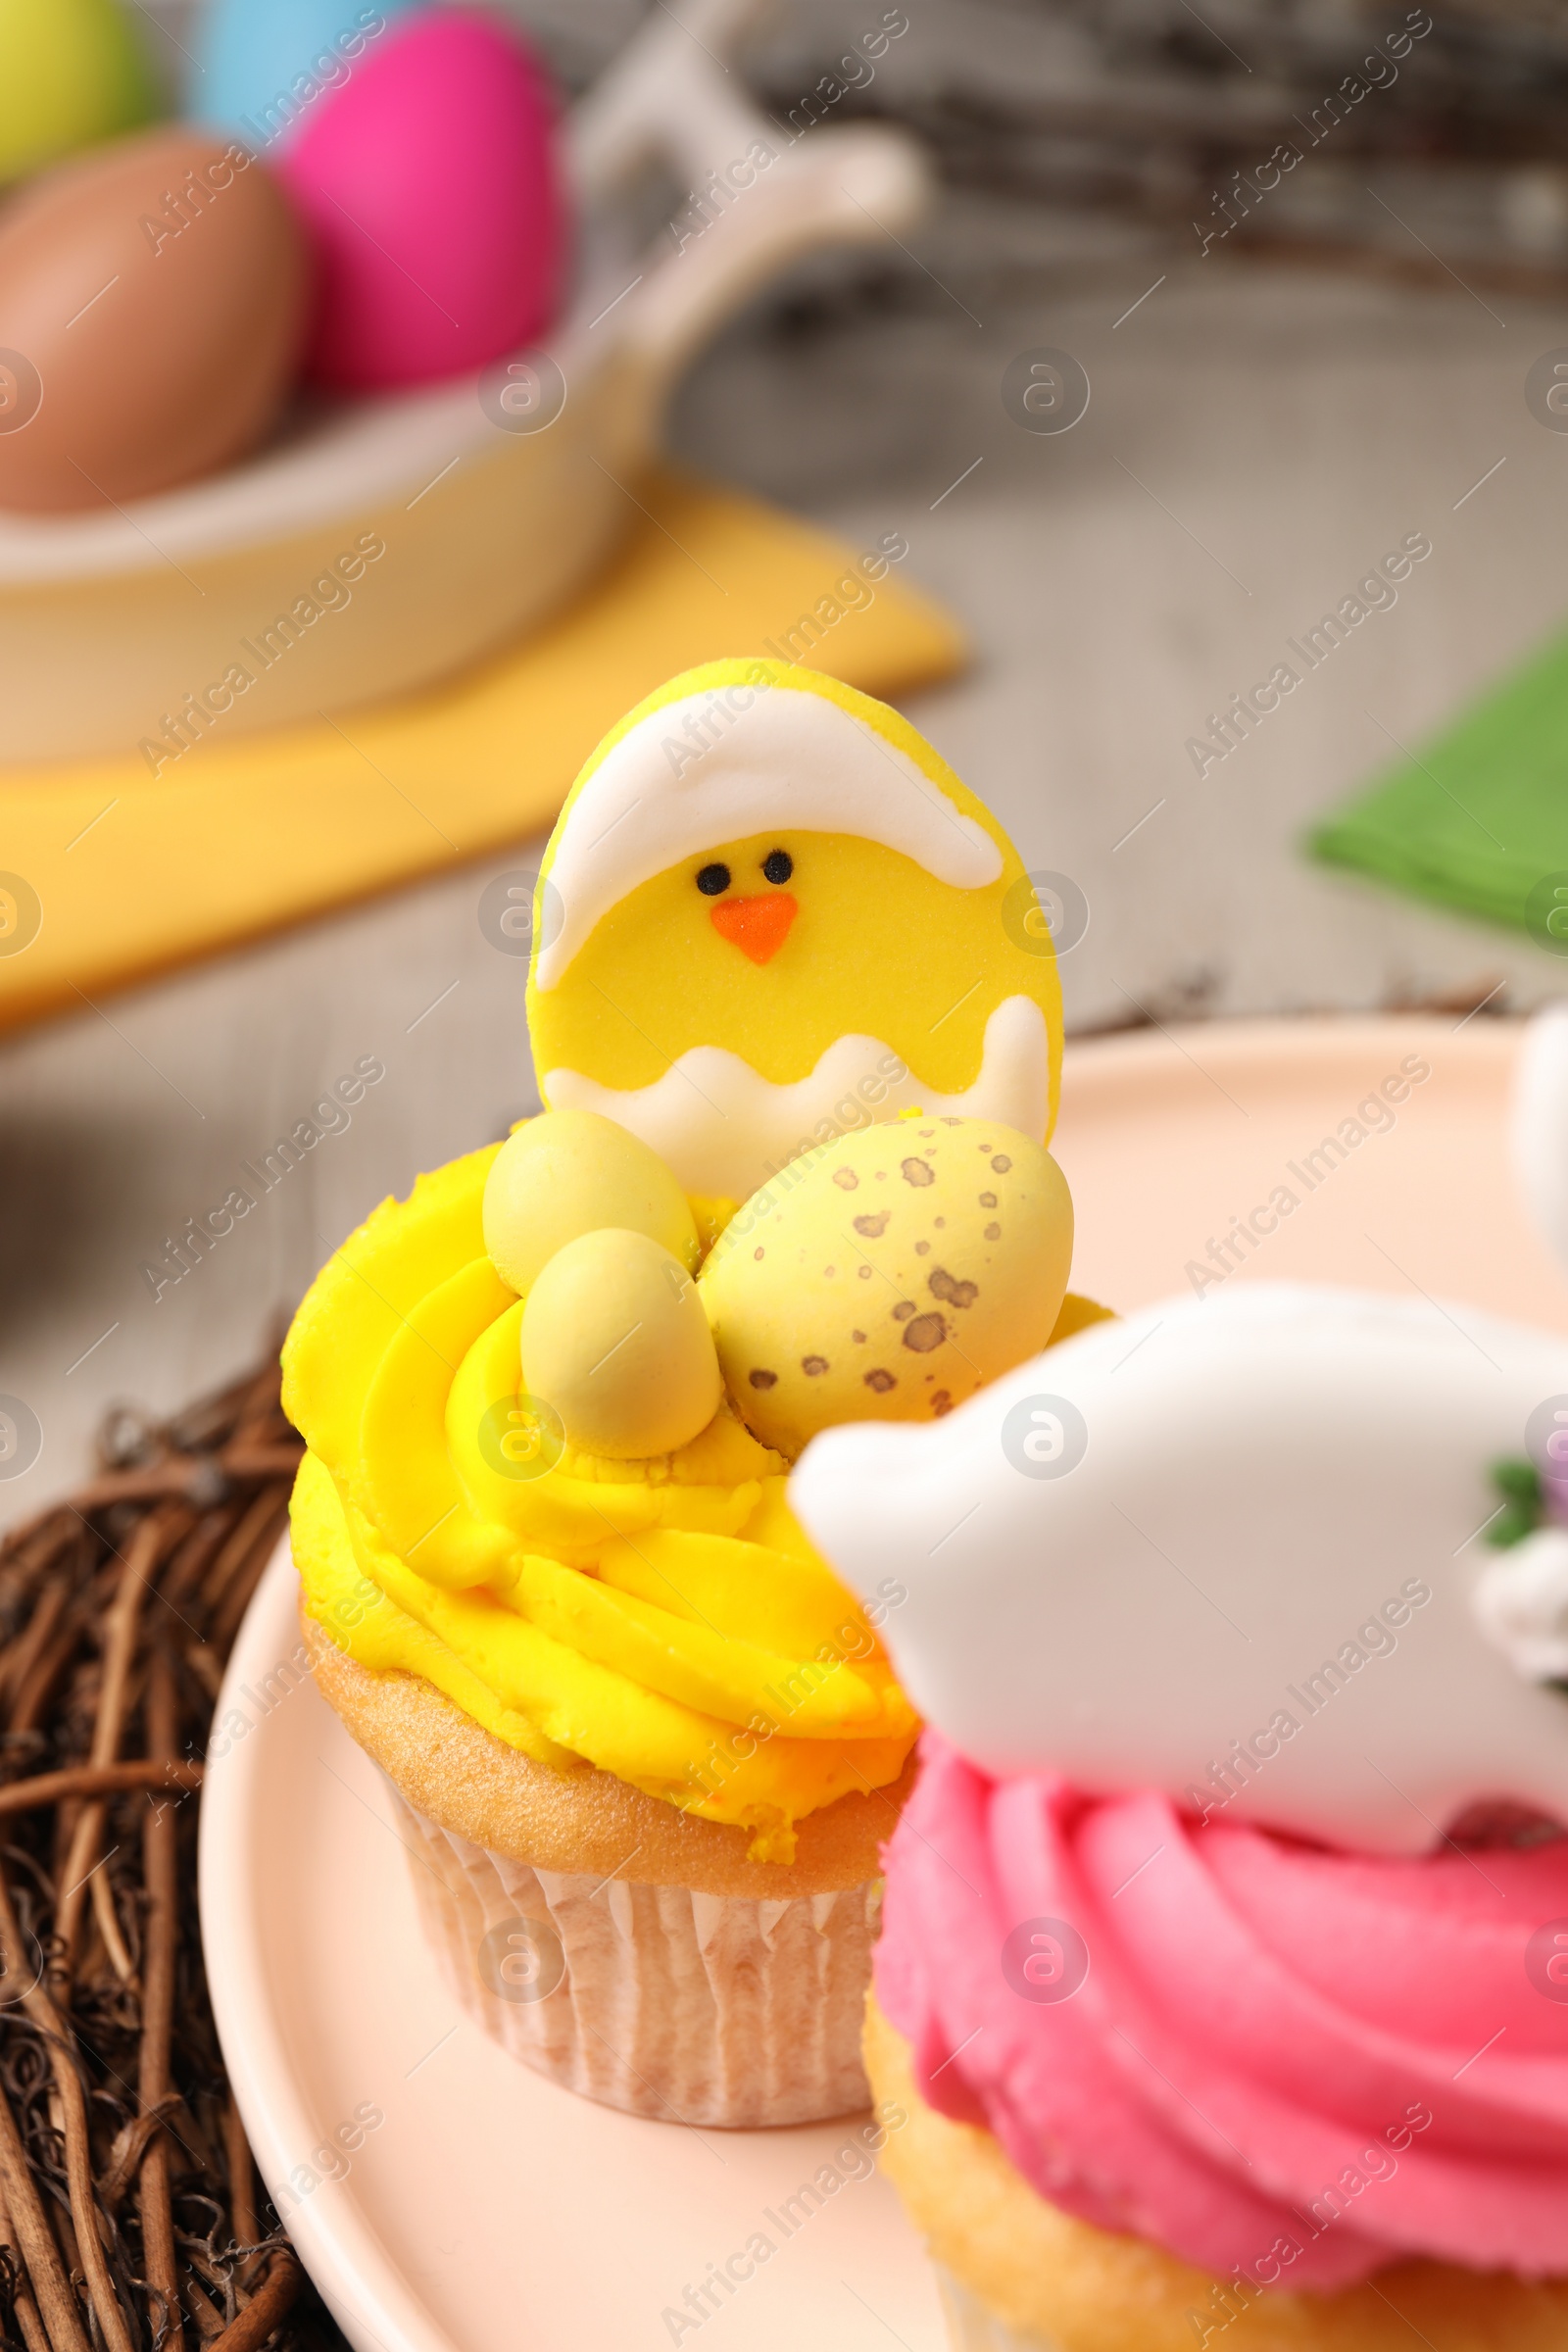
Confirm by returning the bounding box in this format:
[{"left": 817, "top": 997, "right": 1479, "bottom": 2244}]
[
  {"left": 520, "top": 1228, "right": 721, "bottom": 1459},
  {"left": 483, "top": 1109, "right": 700, "bottom": 1297},
  {"left": 700, "top": 1115, "right": 1073, "bottom": 1456}
]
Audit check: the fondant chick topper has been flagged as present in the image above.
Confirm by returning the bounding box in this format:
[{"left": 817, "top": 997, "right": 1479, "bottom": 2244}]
[
  {"left": 790, "top": 1280, "right": 1568, "bottom": 1857},
  {"left": 526, "top": 659, "right": 1062, "bottom": 1202}
]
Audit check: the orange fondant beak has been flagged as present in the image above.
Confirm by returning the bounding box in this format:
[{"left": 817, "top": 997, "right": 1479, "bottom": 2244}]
[{"left": 710, "top": 892, "right": 798, "bottom": 965}]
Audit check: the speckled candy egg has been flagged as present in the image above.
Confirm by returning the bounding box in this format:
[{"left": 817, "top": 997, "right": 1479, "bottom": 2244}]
[{"left": 700, "top": 1116, "right": 1074, "bottom": 1457}]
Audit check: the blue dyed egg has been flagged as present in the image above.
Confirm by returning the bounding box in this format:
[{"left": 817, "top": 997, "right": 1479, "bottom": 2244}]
[{"left": 190, "top": 0, "right": 420, "bottom": 154}]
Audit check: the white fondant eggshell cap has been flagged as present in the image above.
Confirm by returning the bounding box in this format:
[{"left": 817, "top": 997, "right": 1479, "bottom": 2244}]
[
  {"left": 790, "top": 1280, "right": 1568, "bottom": 1856},
  {"left": 533, "top": 664, "right": 1003, "bottom": 990},
  {"left": 543, "top": 999, "right": 1051, "bottom": 1202}
]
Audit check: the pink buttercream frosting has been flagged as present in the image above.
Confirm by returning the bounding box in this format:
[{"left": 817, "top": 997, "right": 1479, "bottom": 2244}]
[{"left": 874, "top": 1734, "right": 1568, "bottom": 2290}]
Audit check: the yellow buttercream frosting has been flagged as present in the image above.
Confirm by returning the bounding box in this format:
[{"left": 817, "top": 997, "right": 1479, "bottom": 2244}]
[{"left": 281, "top": 1141, "right": 918, "bottom": 1862}]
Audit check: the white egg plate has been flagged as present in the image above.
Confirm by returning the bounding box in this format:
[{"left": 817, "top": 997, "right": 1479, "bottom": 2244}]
[{"left": 0, "top": 0, "right": 927, "bottom": 761}]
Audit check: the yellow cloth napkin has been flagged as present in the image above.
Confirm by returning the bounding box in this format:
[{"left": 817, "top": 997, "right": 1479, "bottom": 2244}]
[{"left": 0, "top": 471, "right": 965, "bottom": 1037}]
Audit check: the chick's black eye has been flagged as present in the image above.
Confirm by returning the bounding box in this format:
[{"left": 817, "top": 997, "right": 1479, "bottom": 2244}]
[
  {"left": 696, "top": 862, "right": 730, "bottom": 897},
  {"left": 762, "top": 849, "right": 793, "bottom": 885}
]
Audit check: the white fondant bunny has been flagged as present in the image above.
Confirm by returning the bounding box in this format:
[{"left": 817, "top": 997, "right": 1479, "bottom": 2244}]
[
  {"left": 790, "top": 1005, "right": 1568, "bottom": 1854},
  {"left": 791, "top": 1282, "right": 1568, "bottom": 1853}
]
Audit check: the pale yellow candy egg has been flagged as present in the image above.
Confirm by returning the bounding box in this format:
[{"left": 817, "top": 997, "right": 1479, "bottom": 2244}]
[
  {"left": 700, "top": 1115, "right": 1073, "bottom": 1457},
  {"left": 483, "top": 1109, "right": 700, "bottom": 1297},
  {"left": 520, "top": 1227, "right": 722, "bottom": 1459}
]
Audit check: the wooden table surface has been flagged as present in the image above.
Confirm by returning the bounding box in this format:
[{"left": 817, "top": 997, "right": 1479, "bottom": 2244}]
[{"left": 5, "top": 253, "right": 1568, "bottom": 1529}]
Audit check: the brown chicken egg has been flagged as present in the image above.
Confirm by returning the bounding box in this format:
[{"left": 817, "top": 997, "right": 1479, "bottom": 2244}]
[{"left": 0, "top": 124, "right": 310, "bottom": 512}]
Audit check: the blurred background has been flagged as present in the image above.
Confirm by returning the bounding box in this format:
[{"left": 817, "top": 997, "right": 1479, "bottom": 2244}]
[{"left": 6, "top": 0, "right": 1568, "bottom": 1526}]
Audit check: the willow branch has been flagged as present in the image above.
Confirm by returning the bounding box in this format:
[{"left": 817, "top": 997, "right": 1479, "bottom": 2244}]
[
  {"left": 0, "top": 2059, "right": 89, "bottom": 2352},
  {"left": 56, "top": 1514, "right": 169, "bottom": 1967},
  {"left": 0, "top": 1763, "right": 203, "bottom": 1818},
  {"left": 208, "top": 2250, "right": 301, "bottom": 2352},
  {"left": 221, "top": 2097, "right": 257, "bottom": 2261},
  {"left": 138, "top": 1650, "right": 182, "bottom": 2352},
  {"left": 0, "top": 1870, "right": 134, "bottom": 2352}
]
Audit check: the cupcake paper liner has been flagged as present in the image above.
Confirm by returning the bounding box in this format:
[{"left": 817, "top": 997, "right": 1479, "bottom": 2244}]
[
  {"left": 389, "top": 1783, "right": 882, "bottom": 2128},
  {"left": 936, "top": 2268, "right": 1065, "bottom": 2352}
]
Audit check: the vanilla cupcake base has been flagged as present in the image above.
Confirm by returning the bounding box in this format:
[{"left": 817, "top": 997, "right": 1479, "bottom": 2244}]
[
  {"left": 863, "top": 1996, "right": 1568, "bottom": 2352},
  {"left": 304, "top": 1613, "right": 912, "bottom": 2129},
  {"left": 394, "top": 1791, "right": 879, "bottom": 2125}
]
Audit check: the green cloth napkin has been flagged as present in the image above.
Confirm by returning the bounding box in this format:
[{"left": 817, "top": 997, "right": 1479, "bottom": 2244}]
[{"left": 1309, "top": 625, "right": 1568, "bottom": 941}]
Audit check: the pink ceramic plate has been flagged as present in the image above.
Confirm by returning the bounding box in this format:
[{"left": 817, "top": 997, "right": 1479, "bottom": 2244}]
[
  {"left": 200, "top": 1015, "right": 1568, "bottom": 2352},
  {"left": 1054, "top": 1015, "right": 1568, "bottom": 1332}
]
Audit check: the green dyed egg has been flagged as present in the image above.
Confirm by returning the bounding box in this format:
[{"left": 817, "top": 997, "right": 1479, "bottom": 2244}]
[
  {"left": 700, "top": 1114, "right": 1074, "bottom": 1457},
  {"left": 0, "top": 0, "right": 160, "bottom": 186}
]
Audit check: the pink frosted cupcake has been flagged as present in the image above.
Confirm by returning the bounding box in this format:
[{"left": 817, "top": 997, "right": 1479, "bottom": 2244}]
[{"left": 794, "top": 1276, "right": 1568, "bottom": 2349}]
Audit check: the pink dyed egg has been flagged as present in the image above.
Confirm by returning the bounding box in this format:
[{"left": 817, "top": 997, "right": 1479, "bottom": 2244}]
[{"left": 274, "top": 3, "right": 564, "bottom": 392}]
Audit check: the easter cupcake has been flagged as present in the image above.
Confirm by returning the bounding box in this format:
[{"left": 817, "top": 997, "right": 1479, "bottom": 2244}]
[
  {"left": 792, "top": 1277, "right": 1568, "bottom": 2345},
  {"left": 284, "top": 660, "right": 1087, "bottom": 2128}
]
